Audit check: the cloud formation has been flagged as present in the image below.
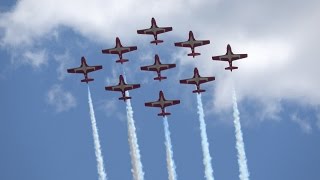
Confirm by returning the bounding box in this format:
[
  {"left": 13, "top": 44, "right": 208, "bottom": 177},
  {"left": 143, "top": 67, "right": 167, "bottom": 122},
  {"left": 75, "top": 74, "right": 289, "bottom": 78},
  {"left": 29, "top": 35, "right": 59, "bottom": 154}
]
[
  {"left": 46, "top": 84, "right": 77, "bottom": 112},
  {"left": 22, "top": 49, "right": 48, "bottom": 68},
  {"left": 291, "top": 113, "right": 312, "bottom": 134},
  {"left": 54, "top": 51, "right": 74, "bottom": 80}
]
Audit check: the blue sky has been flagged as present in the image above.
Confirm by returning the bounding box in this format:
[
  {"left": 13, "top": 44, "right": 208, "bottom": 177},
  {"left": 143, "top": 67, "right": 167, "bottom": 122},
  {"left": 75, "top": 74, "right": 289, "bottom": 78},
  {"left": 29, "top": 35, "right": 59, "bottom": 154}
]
[{"left": 1, "top": 0, "right": 320, "bottom": 180}]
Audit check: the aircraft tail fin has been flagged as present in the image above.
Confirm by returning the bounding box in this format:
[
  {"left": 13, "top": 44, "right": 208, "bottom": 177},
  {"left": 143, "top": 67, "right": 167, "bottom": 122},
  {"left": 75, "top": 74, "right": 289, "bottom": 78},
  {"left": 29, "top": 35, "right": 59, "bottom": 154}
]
[
  {"left": 119, "top": 96, "right": 132, "bottom": 101},
  {"left": 193, "top": 89, "right": 206, "bottom": 94},
  {"left": 116, "top": 59, "right": 129, "bottom": 64},
  {"left": 187, "top": 52, "right": 201, "bottom": 58},
  {"left": 225, "top": 66, "right": 238, "bottom": 71},
  {"left": 151, "top": 40, "right": 163, "bottom": 45},
  {"left": 158, "top": 112, "right": 171, "bottom": 117},
  {"left": 154, "top": 76, "right": 167, "bottom": 81},
  {"left": 81, "top": 78, "right": 94, "bottom": 83}
]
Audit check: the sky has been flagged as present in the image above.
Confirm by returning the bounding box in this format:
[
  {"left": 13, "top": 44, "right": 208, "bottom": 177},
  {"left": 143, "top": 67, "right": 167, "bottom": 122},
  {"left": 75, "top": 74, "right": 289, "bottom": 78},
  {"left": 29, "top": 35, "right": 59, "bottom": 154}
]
[{"left": 0, "top": 0, "right": 320, "bottom": 179}]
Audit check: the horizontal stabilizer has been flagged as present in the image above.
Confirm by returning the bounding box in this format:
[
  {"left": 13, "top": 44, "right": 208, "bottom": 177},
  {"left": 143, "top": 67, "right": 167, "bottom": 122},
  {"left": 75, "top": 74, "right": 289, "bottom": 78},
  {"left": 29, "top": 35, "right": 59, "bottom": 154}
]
[
  {"left": 225, "top": 66, "right": 238, "bottom": 71},
  {"left": 81, "top": 78, "right": 94, "bottom": 83},
  {"left": 154, "top": 76, "right": 167, "bottom": 81},
  {"left": 116, "top": 59, "right": 129, "bottom": 64},
  {"left": 119, "top": 96, "right": 132, "bottom": 101},
  {"left": 187, "top": 52, "right": 201, "bottom": 58},
  {"left": 151, "top": 40, "right": 164, "bottom": 45},
  {"left": 192, "top": 89, "right": 206, "bottom": 94},
  {"left": 158, "top": 112, "right": 171, "bottom": 117}
]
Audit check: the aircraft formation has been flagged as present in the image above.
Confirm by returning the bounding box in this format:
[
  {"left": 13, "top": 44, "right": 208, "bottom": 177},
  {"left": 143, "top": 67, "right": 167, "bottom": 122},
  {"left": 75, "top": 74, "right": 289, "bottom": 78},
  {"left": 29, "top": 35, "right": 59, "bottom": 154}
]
[{"left": 67, "top": 17, "right": 248, "bottom": 117}]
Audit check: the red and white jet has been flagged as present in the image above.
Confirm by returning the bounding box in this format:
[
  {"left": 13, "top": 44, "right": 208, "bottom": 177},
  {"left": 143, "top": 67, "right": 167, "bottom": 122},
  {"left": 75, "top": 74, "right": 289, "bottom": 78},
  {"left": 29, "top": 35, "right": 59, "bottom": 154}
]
[
  {"left": 140, "top": 54, "right": 176, "bottom": 81},
  {"left": 67, "top": 56, "right": 102, "bottom": 83},
  {"left": 180, "top": 67, "right": 215, "bottom": 93},
  {"left": 105, "top": 75, "right": 141, "bottom": 101},
  {"left": 145, "top": 91, "right": 180, "bottom": 117},
  {"left": 102, "top": 37, "right": 137, "bottom": 64},
  {"left": 137, "top": 17, "right": 172, "bottom": 45},
  {"left": 212, "top": 44, "right": 248, "bottom": 71},
  {"left": 174, "top": 31, "right": 210, "bottom": 58}
]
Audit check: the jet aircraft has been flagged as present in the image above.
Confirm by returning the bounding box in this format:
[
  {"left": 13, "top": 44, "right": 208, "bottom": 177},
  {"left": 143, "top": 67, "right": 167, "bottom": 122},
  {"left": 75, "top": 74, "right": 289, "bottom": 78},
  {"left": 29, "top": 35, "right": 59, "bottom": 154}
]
[
  {"left": 174, "top": 31, "right": 210, "bottom": 57},
  {"left": 67, "top": 56, "right": 102, "bottom": 83},
  {"left": 179, "top": 67, "right": 215, "bottom": 93},
  {"left": 102, "top": 37, "right": 137, "bottom": 64},
  {"left": 137, "top": 17, "right": 172, "bottom": 45},
  {"left": 105, "top": 75, "right": 140, "bottom": 101},
  {"left": 212, "top": 44, "right": 248, "bottom": 71},
  {"left": 140, "top": 54, "right": 176, "bottom": 81},
  {"left": 145, "top": 91, "right": 180, "bottom": 117}
]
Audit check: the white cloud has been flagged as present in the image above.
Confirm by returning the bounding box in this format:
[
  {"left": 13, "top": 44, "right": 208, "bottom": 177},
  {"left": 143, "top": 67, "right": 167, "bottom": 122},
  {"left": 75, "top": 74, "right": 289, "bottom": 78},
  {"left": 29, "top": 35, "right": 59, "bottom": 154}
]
[
  {"left": 98, "top": 99, "right": 117, "bottom": 117},
  {"left": 54, "top": 51, "right": 74, "bottom": 80},
  {"left": 97, "top": 98, "right": 126, "bottom": 122},
  {"left": 291, "top": 114, "right": 312, "bottom": 134},
  {"left": 105, "top": 66, "right": 119, "bottom": 85},
  {"left": 1, "top": 0, "right": 320, "bottom": 122},
  {"left": 46, "top": 84, "right": 77, "bottom": 112},
  {"left": 22, "top": 49, "right": 48, "bottom": 68},
  {"left": 0, "top": 0, "right": 210, "bottom": 46}
]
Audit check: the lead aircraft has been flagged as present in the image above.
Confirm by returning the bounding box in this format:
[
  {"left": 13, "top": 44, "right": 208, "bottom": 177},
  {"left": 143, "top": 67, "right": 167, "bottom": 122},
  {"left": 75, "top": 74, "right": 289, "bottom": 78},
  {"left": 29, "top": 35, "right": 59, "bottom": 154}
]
[
  {"left": 140, "top": 54, "right": 176, "bottom": 81},
  {"left": 212, "top": 44, "right": 248, "bottom": 71},
  {"left": 137, "top": 17, "right": 172, "bottom": 45},
  {"left": 67, "top": 56, "right": 102, "bottom": 83},
  {"left": 145, "top": 91, "right": 180, "bottom": 117},
  {"left": 105, "top": 75, "right": 140, "bottom": 101},
  {"left": 180, "top": 67, "right": 215, "bottom": 93}
]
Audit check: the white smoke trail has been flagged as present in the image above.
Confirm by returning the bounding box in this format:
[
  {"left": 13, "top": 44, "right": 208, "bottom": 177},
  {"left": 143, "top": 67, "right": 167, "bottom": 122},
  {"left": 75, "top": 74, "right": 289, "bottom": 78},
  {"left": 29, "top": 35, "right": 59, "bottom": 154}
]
[
  {"left": 163, "top": 116, "right": 177, "bottom": 180},
  {"left": 232, "top": 87, "right": 250, "bottom": 180},
  {"left": 125, "top": 90, "right": 145, "bottom": 180},
  {"left": 87, "top": 86, "right": 107, "bottom": 180},
  {"left": 196, "top": 93, "right": 215, "bottom": 180}
]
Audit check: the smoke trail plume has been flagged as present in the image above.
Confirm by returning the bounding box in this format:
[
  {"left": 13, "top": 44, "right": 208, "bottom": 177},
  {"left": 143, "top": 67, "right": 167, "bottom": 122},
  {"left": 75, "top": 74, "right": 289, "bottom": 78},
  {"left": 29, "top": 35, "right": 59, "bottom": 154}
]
[
  {"left": 87, "top": 86, "right": 107, "bottom": 180},
  {"left": 125, "top": 90, "right": 145, "bottom": 180},
  {"left": 163, "top": 116, "right": 177, "bottom": 180},
  {"left": 196, "top": 94, "right": 215, "bottom": 180},
  {"left": 232, "top": 87, "right": 250, "bottom": 180}
]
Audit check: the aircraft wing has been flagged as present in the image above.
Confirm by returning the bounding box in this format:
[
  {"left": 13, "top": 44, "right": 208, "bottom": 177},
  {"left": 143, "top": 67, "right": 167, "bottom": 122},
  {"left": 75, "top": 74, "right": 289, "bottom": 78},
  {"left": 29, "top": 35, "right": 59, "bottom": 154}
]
[
  {"left": 212, "top": 54, "right": 248, "bottom": 61},
  {"left": 175, "top": 40, "right": 210, "bottom": 47},
  {"left": 67, "top": 67, "right": 84, "bottom": 73},
  {"left": 126, "top": 46, "right": 138, "bottom": 52},
  {"left": 87, "top": 65, "right": 102, "bottom": 72},
  {"left": 194, "top": 40, "right": 210, "bottom": 47},
  {"left": 145, "top": 99, "right": 180, "bottom": 108},
  {"left": 105, "top": 85, "right": 123, "bottom": 92},
  {"left": 145, "top": 101, "right": 162, "bottom": 107},
  {"left": 141, "top": 64, "right": 176, "bottom": 71},
  {"left": 159, "top": 64, "right": 176, "bottom": 70},
  {"left": 137, "top": 27, "right": 172, "bottom": 35},
  {"left": 102, "top": 46, "right": 137, "bottom": 54},
  {"left": 102, "top": 48, "right": 118, "bottom": 54},
  {"left": 156, "top": 27, "right": 173, "bottom": 34},
  {"left": 174, "top": 41, "right": 191, "bottom": 47},
  {"left": 67, "top": 65, "right": 102, "bottom": 73},
  {"left": 164, "top": 100, "right": 180, "bottom": 107},
  {"left": 231, "top": 54, "right": 248, "bottom": 61},
  {"left": 212, "top": 55, "right": 229, "bottom": 61},
  {"left": 180, "top": 77, "right": 215, "bottom": 84},
  {"left": 124, "top": 84, "right": 141, "bottom": 91}
]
